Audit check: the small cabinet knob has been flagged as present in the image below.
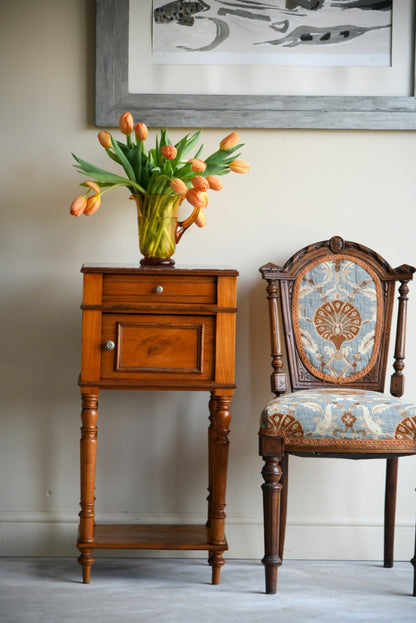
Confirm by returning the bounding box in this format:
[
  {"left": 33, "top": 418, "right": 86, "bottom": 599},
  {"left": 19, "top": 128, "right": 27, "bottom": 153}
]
[
  {"left": 104, "top": 340, "right": 115, "bottom": 351},
  {"left": 155, "top": 285, "right": 164, "bottom": 294}
]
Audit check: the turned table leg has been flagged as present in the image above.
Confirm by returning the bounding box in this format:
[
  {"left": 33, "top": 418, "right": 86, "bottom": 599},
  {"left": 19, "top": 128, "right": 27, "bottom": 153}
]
[
  {"left": 208, "top": 392, "right": 232, "bottom": 585},
  {"left": 78, "top": 391, "right": 98, "bottom": 584},
  {"left": 206, "top": 396, "right": 215, "bottom": 529}
]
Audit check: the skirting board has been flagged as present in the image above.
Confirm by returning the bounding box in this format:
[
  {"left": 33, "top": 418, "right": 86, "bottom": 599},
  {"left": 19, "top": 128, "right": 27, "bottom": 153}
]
[{"left": 0, "top": 512, "right": 414, "bottom": 560}]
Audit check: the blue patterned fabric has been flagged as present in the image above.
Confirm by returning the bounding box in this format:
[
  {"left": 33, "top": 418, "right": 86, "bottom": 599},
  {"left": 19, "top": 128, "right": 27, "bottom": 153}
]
[
  {"left": 293, "top": 257, "right": 382, "bottom": 383},
  {"left": 260, "top": 389, "right": 416, "bottom": 449}
]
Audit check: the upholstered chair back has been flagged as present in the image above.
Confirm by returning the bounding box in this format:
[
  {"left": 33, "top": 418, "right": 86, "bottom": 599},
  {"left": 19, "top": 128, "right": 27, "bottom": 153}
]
[
  {"left": 294, "top": 256, "right": 383, "bottom": 384},
  {"left": 261, "top": 236, "right": 414, "bottom": 396}
]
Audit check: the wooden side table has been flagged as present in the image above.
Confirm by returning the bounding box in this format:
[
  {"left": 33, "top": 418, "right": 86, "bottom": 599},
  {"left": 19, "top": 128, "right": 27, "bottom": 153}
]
[{"left": 77, "top": 264, "right": 238, "bottom": 584}]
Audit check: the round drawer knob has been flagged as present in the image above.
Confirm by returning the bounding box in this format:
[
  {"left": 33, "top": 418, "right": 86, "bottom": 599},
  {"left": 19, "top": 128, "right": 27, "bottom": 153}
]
[
  {"left": 104, "top": 340, "right": 115, "bottom": 351},
  {"left": 155, "top": 285, "right": 164, "bottom": 293}
]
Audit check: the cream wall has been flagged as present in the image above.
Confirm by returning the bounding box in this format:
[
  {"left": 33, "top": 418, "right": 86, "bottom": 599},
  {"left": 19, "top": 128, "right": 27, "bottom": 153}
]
[{"left": 1, "top": 0, "right": 415, "bottom": 563}]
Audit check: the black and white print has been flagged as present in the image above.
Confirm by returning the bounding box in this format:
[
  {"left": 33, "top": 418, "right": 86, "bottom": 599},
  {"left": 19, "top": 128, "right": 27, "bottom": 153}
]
[{"left": 152, "top": 0, "right": 392, "bottom": 66}]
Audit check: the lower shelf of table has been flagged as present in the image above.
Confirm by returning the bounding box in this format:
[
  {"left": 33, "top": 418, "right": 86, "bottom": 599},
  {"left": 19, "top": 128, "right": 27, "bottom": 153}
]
[{"left": 77, "top": 524, "right": 228, "bottom": 552}]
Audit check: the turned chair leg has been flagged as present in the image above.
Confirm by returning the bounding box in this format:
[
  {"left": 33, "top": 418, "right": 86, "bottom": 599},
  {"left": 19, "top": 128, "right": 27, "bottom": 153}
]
[
  {"left": 279, "top": 453, "right": 288, "bottom": 562},
  {"left": 261, "top": 454, "right": 283, "bottom": 594},
  {"left": 384, "top": 458, "right": 398, "bottom": 568},
  {"left": 412, "top": 488, "right": 416, "bottom": 597},
  {"left": 260, "top": 436, "right": 284, "bottom": 594}
]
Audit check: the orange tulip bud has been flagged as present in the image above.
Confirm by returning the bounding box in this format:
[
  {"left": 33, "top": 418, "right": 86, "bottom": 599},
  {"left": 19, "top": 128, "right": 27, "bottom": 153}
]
[
  {"left": 170, "top": 177, "right": 188, "bottom": 195},
  {"left": 135, "top": 122, "right": 148, "bottom": 141},
  {"left": 97, "top": 131, "right": 112, "bottom": 149},
  {"left": 161, "top": 144, "right": 177, "bottom": 160},
  {"left": 220, "top": 131, "right": 240, "bottom": 151},
  {"left": 70, "top": 195, "right": 87, "bottom": 217},
  {"left": 195, "top": 210, "right": 206, "bottom": 228},
  {"left": 186, "top": 188, "right": 207, "bottom": 209},
  {"left": 84, "top": 194, "right": 101, "bottom": 216},
  {"left": 119, "top": 112, "right": 133, "bottom": 135},
  {"left": 191, "top": 175, "right": 209, "bottom": 191},
  {"left": 229, "top": 159, "right": 250, "bottom": 174},
  {"left": 190, "top": 158, "right": 206, "bottom": 173},
  {"left": 206, "top": 175, "right": 223, "bottom": 191},
  {"left": 85, "top": 180, "right": 101, "bottom": 194}
]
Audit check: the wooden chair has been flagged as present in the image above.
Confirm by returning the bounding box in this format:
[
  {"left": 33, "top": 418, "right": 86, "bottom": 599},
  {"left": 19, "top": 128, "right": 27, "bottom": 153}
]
[{"left": 258, "top": 236, "right": 416, "bottom": 595}]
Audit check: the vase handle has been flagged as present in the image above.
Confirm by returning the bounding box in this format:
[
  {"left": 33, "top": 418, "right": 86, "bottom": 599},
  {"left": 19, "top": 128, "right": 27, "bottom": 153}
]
[{"left": 176, "top": 206, "right": 200, "bottom": 243}]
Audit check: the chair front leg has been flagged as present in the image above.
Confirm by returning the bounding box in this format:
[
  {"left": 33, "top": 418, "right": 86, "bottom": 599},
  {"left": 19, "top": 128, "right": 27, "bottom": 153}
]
[{"left": 259, "top": 435, "right": 284, "bottom": 594}]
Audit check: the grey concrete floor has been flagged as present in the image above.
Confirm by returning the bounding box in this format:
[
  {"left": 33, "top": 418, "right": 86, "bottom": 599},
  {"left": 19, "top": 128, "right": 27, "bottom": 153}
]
[{"left": 0, "top": 557, "right": 415, "bottom": 622}]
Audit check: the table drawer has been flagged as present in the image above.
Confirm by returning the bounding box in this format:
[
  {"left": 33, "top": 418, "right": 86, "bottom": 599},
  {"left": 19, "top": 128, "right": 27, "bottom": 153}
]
[
  {"left": 101, "top": 314, "right": 215, "bottom": 382},
  {"left": 102, "top": 274, "right": 217, "bottom": 307}
]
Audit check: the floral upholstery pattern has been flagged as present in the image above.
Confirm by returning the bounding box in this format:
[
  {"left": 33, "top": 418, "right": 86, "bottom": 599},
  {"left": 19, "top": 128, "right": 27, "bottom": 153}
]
[
  {"left": 260, "top": 389, "right": 416, "bottom": 450},
  {"left": 293, "top": 256, "right": 383, "bottom": 383}
]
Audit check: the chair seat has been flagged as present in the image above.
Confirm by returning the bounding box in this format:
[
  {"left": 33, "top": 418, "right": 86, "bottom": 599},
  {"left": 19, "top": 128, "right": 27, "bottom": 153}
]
[{"left": 260, "top": 389, "right": 416, "bottom": 453}]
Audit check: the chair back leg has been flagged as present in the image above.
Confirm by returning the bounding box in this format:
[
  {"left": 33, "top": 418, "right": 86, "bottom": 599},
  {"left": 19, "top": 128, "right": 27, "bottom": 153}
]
[
  {"left": 279, "top": 453, "right": 288, "bottom": 561},
  {"left": 384, "top": 458, "right": 398, "bottom": 567},
  {"left": 412, "top": 494, "right": 416, "bottom": 596}
]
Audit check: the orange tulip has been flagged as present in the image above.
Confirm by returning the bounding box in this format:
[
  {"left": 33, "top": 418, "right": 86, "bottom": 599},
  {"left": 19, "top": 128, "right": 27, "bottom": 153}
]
[
  {"left": 97, "top": 131, "right": 112, "bottom": 149},
  {"left": 119, "top": 112, "right": 133, "bottom": 135},
  {"left": 170, "top": 177, "right": 188, "bottom": 195},
  {"left": 206, "top": 175, "right": 223, "bottom": 191},
  {"left": 220, "top": 131, "right": 240, "bottom": 151},
  {"left": 84, "top": 194, "right": 101, "bottom": 216},
  {"left": 186, "top": 188, "right": 207, "bottom": 208},
  {"left": 70, "top": 195, "right": 87, "bottom": 217},
  {"left": 85, "top": 180, "right": 101, "bottom": 194},
  {"left": 195, "top": 210, "right": 206, "bottom": 228},
  {"left": 161, "top": 144, "right": 177, "bottom": 160},
  {"left": 229, "top": 159, "right": 250, "bottom": 174},
  {"left": 191, "top": 176, "right": 209, "bottom": 191},
  {"left": 135, "top": 122, "right": 148, "bottom": 141},
  {"left": 190, "top": 158, "right": 206, "bottom": 173}
]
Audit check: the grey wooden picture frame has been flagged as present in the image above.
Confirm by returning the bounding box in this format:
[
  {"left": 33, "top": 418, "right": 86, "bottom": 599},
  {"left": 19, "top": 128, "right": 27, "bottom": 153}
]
[{"left": 96, "top": 0, "right": 416, "bottom": 130}]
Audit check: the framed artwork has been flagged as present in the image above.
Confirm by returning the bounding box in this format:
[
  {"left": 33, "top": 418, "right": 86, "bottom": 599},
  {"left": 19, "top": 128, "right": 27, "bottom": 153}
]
[{"left": 96, "top": 0, "right": 416, "bottom": 129}]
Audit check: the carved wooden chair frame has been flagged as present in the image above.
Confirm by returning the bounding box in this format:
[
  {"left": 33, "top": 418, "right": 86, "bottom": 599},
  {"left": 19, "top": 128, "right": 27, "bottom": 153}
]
[{"left": 258, "top": 235, "right": 416, "bottom": 595}]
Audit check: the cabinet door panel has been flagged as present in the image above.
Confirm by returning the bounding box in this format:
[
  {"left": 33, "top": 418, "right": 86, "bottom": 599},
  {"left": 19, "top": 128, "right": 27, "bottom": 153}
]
[{"left": 101, "top": 314, "right": 215, "bottom": 382}]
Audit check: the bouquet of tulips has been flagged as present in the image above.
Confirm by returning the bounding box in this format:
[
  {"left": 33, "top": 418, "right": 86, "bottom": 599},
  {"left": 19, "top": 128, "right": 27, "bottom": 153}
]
[{"left": 70, "top": 112, "right": 249, "bottom": 231}]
